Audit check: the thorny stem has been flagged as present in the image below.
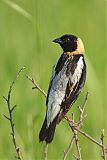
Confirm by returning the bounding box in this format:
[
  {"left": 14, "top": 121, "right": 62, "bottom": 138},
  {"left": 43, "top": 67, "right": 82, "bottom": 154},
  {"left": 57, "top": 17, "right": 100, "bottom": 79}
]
[{"left": 3, "top": 67, "right": 25, "bottom": 160}]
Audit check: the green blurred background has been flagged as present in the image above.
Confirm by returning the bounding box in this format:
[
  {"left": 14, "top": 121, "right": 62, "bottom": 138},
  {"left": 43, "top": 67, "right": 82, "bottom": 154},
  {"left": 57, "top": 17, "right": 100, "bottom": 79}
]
[{"left": 0, "top": 0, "right": 106, "bottom": 159}]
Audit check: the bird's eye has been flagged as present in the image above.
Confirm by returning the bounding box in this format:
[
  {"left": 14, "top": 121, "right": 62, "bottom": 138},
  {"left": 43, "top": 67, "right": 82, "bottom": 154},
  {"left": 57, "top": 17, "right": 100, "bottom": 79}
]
[{"left": 65, "top": 38, "right": 70, "bottom": 42}]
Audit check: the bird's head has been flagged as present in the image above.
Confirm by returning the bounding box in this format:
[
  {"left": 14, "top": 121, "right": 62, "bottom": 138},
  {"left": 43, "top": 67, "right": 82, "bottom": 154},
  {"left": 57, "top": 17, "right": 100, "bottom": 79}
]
[{"left": 53, "top": 34, "right": 85, "bottom": 54}]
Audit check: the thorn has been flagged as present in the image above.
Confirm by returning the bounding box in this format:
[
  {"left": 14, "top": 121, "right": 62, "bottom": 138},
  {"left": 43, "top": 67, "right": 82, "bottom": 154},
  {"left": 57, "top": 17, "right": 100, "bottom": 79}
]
[
  {"left": 11, "top": 105, "right": 17, "bottom": 113},
  {"left": 84, "top": 114, "right": 87, "bottom": 118},
  {"left": 3, "top": 96, "right": 8, "bottom": 102},
  {"left": 3, "top": 114, "right": 10, "bottom": 121},
  {"left": 32, "top": 86, "right": 37, "bottom": 89}
]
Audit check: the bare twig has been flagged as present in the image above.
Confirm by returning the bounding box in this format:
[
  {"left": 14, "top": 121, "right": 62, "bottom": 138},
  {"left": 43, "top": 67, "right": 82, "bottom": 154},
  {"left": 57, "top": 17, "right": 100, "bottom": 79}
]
[
  {"left": 73, "top": 130, "right": 82, "bottom": 160},
  {"left": 63, "top": 93, "right": 89, "bottom": 160},
  {"left": 73, "top": 154, "right": 80, "bottom": 160},
  {"left": 69, "top": 113, "right": 82, "bottom": 160},
  {"left": 63, "top": 135, "right": 75, "bottom": 160},
  {"left": 26, "top": 74, "right": 47, "bottom": 97},
  {"left": 74, "top": 127, "right": 104, "bottom": 148},
  {"left": 101, "top": 129, "right": 106, "bottom": 160},
  {"left": 63, "top": 114, "right": 75, "bottom": 160},
  {"left": 3, "top": 67, "right": 25, "bottom": 160},
  {"left": 77, "top": 92, "right": 89, "bottom": 126},
  {"left": 44, "top": 144, "right": 48, "bottom": 160}
]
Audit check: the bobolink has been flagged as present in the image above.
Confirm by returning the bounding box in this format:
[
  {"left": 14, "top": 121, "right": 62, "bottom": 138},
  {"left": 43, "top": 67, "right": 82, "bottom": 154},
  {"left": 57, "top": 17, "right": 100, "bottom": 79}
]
[{"left": 39, "top": 34, "right": 86, "bottom": 143}]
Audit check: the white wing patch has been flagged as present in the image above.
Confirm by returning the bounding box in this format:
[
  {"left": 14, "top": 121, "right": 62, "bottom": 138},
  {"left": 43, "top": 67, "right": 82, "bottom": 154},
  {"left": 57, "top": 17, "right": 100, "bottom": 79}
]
[
  {"left": 47, "top": 56, "right": 84, "bottom": 127},
  {"left": 70, "top": 56, "right": 84, "bottom": 91}
]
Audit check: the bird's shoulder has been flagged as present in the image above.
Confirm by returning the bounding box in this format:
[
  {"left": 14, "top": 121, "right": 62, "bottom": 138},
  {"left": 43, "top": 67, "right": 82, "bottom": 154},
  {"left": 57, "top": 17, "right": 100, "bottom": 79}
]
[
  {"left": 54, "top": 53, "right": 84, "bottom": 76},
  {"left": 46, "top": 53, "right": 85, "bottom": 104}
]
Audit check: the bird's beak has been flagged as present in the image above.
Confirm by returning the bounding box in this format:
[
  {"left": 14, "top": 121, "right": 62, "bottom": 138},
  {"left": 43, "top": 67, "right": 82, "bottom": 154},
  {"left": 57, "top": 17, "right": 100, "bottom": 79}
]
[{"left": 52, "top": 38, "right": 63, "bottom": 44}]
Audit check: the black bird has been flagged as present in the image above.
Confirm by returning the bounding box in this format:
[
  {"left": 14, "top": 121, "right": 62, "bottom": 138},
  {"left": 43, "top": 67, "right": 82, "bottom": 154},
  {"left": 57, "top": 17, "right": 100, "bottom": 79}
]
[{"left": 39, "top": 34, "right": 86, "bottom": 143}]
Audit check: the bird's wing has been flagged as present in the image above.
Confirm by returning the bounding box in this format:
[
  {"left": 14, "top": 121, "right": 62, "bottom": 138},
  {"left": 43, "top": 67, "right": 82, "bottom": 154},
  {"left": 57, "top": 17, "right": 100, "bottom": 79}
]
[
  {"left": 46, "top": 54, "right": 86, "bottom": 126},
  {"left": 58, "top": 56, "right": 86, "bottom": 122}
]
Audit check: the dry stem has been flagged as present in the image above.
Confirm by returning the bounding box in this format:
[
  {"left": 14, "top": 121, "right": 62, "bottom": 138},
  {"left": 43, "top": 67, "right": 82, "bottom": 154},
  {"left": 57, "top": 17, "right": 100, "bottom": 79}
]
[
  {"left": 63, "top": 92, "right": 89, "bottom": 160},
  {"left": 63, "top": 135, "right": 75, "bottom": 160},
  {"left": 71, "top": 113, "right": 82, "bottom": 160},
  {"left": 74, "top": 130, "right": 81, "bottom": 160},
  {"left": 44, "top": 144, "right": 48, "bottom": 160},
  {"left": 3, "top": 67, "right": 25, "bottom": 160},
  {"left": 26, "top": 74, "right": 48, "bottom": 158},
  {"left": 101, "top": 129, "right": 106, "bottom": 160},
  {"left": 26, "top": 74, "right": 47, "bottom": 97}
]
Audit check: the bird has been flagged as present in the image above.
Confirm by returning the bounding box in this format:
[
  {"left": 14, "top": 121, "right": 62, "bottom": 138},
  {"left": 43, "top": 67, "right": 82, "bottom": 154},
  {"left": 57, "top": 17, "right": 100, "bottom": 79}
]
[{"left": 39, "top": 34, "right": 86, "bottom": 144}]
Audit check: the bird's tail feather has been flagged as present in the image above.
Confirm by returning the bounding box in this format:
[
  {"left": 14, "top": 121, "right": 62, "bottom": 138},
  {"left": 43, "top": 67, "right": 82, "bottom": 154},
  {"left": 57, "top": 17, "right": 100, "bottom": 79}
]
[{"left": 39, "top": 115, "right": 57, "bottom": 143}]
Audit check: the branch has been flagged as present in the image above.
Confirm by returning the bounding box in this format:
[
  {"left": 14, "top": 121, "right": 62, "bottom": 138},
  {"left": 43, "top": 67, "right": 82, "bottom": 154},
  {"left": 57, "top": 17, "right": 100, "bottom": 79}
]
[
  {"left": 71, "top": 113, "right": 82, "bottom": 160},
  {"left": 75, "top": 127, "right": 104, "bottom": 147},
  {"left": 26, "top": 74, "right": 47, "bottom": 97},
  {"left": 73, "top": 154, "right": 80, "bottom": 160},
  {"left": 26, "top": 74, "right": 48, "bottom": 158},
  {"left": 101, "top": 129, "right": 106, "bottom": 160},
  {"left": 44, "top": 144, "right": 48, "bottom": 160},
  {"left": 77, "top": 92, "right": 89, "bottom": 126},
  {"left": 3, "top": 67, "right": 25, "bottom": 160},
  {"left": 74, "top": 130, "right": 82, "bottom": 160},
  {"left": 63, "top": 92, "right": 89, "bottom": 160},
  {"left": 63, "top": 135, "right": 75, "bottom": 160}
]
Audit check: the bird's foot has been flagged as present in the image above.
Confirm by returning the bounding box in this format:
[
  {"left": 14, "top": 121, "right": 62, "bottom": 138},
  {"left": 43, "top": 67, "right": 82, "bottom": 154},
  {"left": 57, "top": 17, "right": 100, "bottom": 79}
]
[
  {"left": 65, "top": 115, "right": 73, "bottom": 126},
  {"left": 65, "top": 115, "right": 80, "bottom": 129}
]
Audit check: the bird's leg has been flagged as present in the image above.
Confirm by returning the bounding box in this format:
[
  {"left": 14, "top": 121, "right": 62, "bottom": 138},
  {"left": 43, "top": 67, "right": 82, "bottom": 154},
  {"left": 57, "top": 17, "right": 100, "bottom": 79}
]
[{"left": 65, "top": 114, "right": 80, "bottom": 129}]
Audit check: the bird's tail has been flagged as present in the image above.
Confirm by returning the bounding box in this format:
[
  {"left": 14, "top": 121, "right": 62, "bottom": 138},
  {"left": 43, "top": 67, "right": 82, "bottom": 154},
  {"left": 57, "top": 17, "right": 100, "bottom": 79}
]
[{"left": 39, "top": 115, "right": 57, "bottom": 143}]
